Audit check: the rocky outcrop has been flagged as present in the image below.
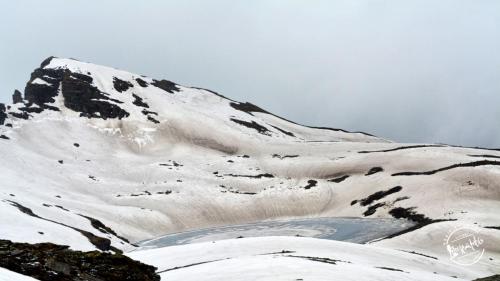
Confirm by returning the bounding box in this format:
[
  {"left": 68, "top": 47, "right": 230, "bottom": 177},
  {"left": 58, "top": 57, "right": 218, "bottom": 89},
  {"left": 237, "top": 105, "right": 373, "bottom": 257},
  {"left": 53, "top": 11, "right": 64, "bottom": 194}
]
[
  {"left": 0, "top": 103, "right": 6, "bottom": 125},
  {"left": 61, "top": 71, "right": 130, "bottom": 119},
  {"left": 12, "top": 90, "right": 23, "bottom": 104},
  {"left": 0, "top": 239, "right": 160, "bottom": 281},
  {"left": 151, "top": 79, "right": 180, "bottom": 93}
]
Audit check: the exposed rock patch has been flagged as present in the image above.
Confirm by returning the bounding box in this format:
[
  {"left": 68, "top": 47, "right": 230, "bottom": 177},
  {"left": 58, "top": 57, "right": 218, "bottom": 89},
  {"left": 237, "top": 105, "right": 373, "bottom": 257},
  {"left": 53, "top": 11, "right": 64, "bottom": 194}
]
[
  {"left": 12, "top": 89, "right": 23, "bottom": 104},
  {"left": 62, "top": 71, "right": 130, "bottom": 120},
  {"left": 112, "top": 77, "right": 133, "bottom": 92},
  {"left": 230, "top": 118, "right": 271, "bottom": 135},
  {"left": 132, "top": 94, "right": 149, "bottom": 108},
  {"left": 303, "top": 180, "right": 318, "bottom": 190},
  {"left": 135, "top": 78, "right": 148, "bottom": 87},
  {"left": 0, "top": 240, "right": 159, "bottom": 281},
  {"left": 151, "top": 79, "right": 180, "bottom": 93},
  {"left": 0, "top": 103, "right": 6, "bottom": 125},
  {"left": 353, "top": 186, "right": 403, "bottom": 207},
  {"left": 365, "top": 167, "right": 384, "bottom": 176}
]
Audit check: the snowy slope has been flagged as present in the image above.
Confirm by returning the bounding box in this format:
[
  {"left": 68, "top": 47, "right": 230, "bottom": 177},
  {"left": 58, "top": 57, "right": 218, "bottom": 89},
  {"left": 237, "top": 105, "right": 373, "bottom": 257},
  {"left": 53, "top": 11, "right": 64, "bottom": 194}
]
[
  {"left": 0, "top": 57, "right": 499, "bottom": 279},
  {"left": 128, "top": 236, "right": 481, "bottom": 281}
]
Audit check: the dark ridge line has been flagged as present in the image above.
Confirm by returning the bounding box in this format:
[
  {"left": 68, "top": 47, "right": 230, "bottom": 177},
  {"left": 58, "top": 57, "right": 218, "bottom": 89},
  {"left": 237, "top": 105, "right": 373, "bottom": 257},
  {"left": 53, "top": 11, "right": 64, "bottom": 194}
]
[
  {"left": 392, "top": 160, "right": 500, "bottom": 176},
  {"left": 469, "top": 154, "right": 500, "bottom": 159},
  {"left": 272, "top": 154, "right": 299, "bottom": 159},
  {"left": 399, "top": 250, "right": 438, "bottom": 260},
  {"left": 269, "top": 124, "right": 296, "bottom": 137},
  {"left": 443, "top": 144, "right": 500, "bottom": 152},
  {"left": 285, "top": 255, "right": 351, "bottom": 265},
  {"left": 157, "top": 258, "right": 230, "bottom": 273},
  {"left": 223, "top": 173, "right": 274, "bottom": 179},
  {"left": 230, "top": 118, "right": 271, "bottom": 136},
  {"left": 358, "top": 144, "right": 445, "bottom": 154},
  {"left": 228, "top": 101, "right": 378, "bottom": 138},
  {"left": 375, "top": 266, "right": 408, "bottom": 273},
  {"left": 327, "top": 175, "right": 350, "bottom": 183},
  {"left": 147, "top": 116, "right": 160, "bottom": 124},
  {"left": 485, "top": 226, "right": 500, "bottom": 230},
  {"left": 259, "top": 250, "right": 296, "bottom": 255},
  {"left": 78, "top": 214, "right": 130, "bottom": 243},
  {"left": 5, "top": 200, "right": 120, "bottom": 253}
]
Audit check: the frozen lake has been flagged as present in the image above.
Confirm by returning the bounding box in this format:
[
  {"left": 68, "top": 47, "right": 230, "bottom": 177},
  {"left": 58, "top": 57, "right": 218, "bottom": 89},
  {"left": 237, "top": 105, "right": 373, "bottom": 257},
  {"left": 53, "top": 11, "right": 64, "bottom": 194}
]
[{"left": 138, "top": 217, "right": 415, "bottom": 249}]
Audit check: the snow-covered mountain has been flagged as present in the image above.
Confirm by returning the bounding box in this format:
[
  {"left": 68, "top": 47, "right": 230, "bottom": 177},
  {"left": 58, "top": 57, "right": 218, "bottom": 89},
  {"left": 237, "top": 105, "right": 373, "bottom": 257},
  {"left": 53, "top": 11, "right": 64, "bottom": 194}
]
[{"left": 0, "top": 57, "right": 499, "bottom": 280}]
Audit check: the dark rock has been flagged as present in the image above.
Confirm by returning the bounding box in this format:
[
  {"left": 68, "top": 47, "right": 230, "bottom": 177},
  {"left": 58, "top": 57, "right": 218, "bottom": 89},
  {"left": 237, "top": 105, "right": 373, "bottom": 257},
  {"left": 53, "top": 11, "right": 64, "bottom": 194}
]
[
  {"left": 24, "top": 68, "right": 63, "bottom": 106},
  {"left": 12, "top": 90, "right": 23, "bottom": 104},
  {"left": 0, "top": 239, "right": 160, "bottom": 281},
  {"left": 0, "top": 103, "right": 6, "bottom": 125},
  {"left": 79, "top": 214, "right": 129, "bottom": 243},
  {"left": 224, "top": 173, "right": 274, "bottom": 179},
  {"left": 389, "top": 207, "right": 431, "bottom": 224},
  {"left": 61, "top": 70, "right": 130, "bottom": 120},
  {"left": 70, "top": 72, "right": 93, "bottom": 84},
  {"left": 272, "top": 154, "right": 299, "bottom": 160},
  {"left": 327, "top": 175, "right": 349, "bottom": 183},
  {"left": 363, "top": 203, "right": 386, "bottom": 216},
  {"left": 147, "top": 116, "right": 160, "bottom": 124},
  {"left": 151, "top": 79, "right": 180, "bottom": 93},
  {"left": 132, "top": 94, "right": 149, "bottom": 108},
  {"left": 270, "top": 124, "right": 295, "bottom": 137},
  {"left": 40, "top": 56, "right": 56, "bottom": 68},
  {"left": 365, "top": 167, "right": 384, "bottom": 176},
  {"left": 229, "top": 102, "right": 268, "bottom": 116},
  {"left": 355, "top": 186, "right": 403, "bottom": 206},
  {"left": 135, "top": 78, "right": 148, "bottom": 87},
  {"left": 58, "top": 160, "right": 63, "bottom": 164},
  {"left": 19, "top": 105, "right": 44, "bottom": 114},
  {"left": 303, "top": 180, "right": 317, "bottom": 190},
  {"left": 73, "top": 143, "right": 80, "bottom": 147},
  {"left": 113, "top": 77, "right": 133, "bottom": 92},
  {"left": 230, "top": 118, "right": 271, "bottom": 135},
  {"left": 141, "top": 109, "right": 158, "bottom": 116},
  {"left": 375, "top": 266, "right": 408, "bottom": 273},
  {"left": 10, "top": 111, "right": 29, "bottom": 120}
]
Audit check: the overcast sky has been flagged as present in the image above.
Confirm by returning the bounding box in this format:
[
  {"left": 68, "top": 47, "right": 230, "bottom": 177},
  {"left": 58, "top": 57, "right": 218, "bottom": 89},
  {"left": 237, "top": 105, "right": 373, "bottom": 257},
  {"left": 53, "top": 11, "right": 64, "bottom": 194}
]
[{"left": 1, "top": 0, "right": 499, "bottom": 147}]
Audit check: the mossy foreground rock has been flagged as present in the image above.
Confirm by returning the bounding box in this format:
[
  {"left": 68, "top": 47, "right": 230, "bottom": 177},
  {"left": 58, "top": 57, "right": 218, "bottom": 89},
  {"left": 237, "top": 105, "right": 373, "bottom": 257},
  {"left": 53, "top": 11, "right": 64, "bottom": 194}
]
[{"left": 0, "top": 240, "right": 160, "bottom": 281}]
